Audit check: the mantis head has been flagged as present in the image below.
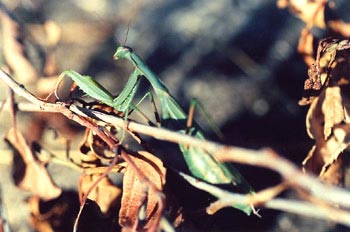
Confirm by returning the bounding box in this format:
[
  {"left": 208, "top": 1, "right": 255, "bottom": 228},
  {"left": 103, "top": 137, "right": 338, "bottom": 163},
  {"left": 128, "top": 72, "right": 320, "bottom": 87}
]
[{"left": 114, "top": 46, "right": 132, "bottom": 60}]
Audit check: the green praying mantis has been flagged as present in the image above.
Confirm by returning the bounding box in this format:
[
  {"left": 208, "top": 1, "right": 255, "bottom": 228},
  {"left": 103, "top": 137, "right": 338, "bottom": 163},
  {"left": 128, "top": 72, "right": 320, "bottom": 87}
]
[{"left": 57, "top": 45, "right": 254, "bottom": 214}]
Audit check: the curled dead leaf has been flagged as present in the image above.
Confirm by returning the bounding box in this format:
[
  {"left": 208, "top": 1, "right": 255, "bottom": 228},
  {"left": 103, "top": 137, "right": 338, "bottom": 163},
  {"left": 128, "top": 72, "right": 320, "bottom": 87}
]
[
  {"left": 305, "top": 95, "right": 324, "bottom": 140},
  {"left": 80, "top": 175, "right": 122, "bottom": 215},
  {"left": 5, "top": 128, "right": 62, "bottom": 200},
  {"left": 328, "top": 20, "right": 350, "bottom": 38},
  {"left": 303, "top": 124, "right": 350, "bottom": 178},
  {"left": 322, "top": 86, "right": 344, "bottom": 139},
  {"left": 0, "top": 10, "right": 38, "bottom": 83},
  {"left": 79, "top": 127, "right": 117, "bottom": 165},
  {"left": 29, "top": 192, "right": 79, "bottom": 232},
  {"left": 301, "top": 38, "right": 350, "bottom": 185},
  {"left": 297, "top": 28, "right": 315, "bottom": 67},
  {"left": 119, "top": 151, "right": 166, "bottom": 230},
  {"left": 320, "top": 154, "right": 346, "bottom": 186},
  {"left": 278, "top": 0, "right": 326, "bottom": 28}
]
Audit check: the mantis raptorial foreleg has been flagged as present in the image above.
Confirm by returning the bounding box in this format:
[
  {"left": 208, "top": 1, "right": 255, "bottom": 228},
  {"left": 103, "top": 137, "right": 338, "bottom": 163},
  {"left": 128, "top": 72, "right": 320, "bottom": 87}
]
[
  {"left": 185, "top": 98, "right": 224, "bottom": 140},
  {"left": 54, "top": 70, "right": 114, "bottom": 106},
  {"left": 55, "top": 69, "right": 141, "bottom": 112},
  {"left": 133, "top": 92, "right": 161, "bottom": 127},
  {"left": 52, "top": 69, "right": 142, "bottom": 142}
]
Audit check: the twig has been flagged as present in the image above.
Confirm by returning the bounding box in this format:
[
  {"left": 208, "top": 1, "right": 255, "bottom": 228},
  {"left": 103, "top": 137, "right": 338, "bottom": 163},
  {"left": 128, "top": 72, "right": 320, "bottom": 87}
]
[
  {"left": 11, "top": 96, "right": 350, "bottom": 210},
  {"left": 178, "top": 171, "right": 350, "bottom": 226},
  {"left": 0, "top": 68, "right": 118, "bottom": 146},
  {"left": 70, "top": 105, "right": 350, "bottom": 209}
]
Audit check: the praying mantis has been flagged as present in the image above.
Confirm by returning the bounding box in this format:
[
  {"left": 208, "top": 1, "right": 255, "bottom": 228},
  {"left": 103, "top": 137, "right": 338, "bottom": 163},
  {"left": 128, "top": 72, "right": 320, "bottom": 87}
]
[{"left": 58, "top": 45, "right": 254, "bottom": 214}]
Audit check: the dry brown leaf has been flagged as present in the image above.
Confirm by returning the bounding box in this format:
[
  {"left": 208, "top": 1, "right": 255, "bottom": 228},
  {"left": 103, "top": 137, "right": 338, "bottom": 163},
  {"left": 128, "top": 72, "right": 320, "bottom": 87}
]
[
  {"left": 278, "top": 0, "right": 326, "bottom": 28},
  {"left": 5, "top": 128, "right": 62, "bottom": 200},
  {"left": 29, "top": 196, "right": 62, "bottom": 232},
  {"left": 322, "top": 86, "right": 344, "bottom": 139},
  {"left": 297, "top": 28, "right": 315, "bottom": 67},
  {"left": 119, "top": 151, "right": 166, "bottom": 230},
  {"left": 328, "top": 20, "right": 350, "bottom": 38},
  {"left": 298, "top": 38, "right": 342, "bottom": 106},
  {"left": 302, "top": 38, "right": 350, "bottom": 180},
  {"left": 302, "top": 145, "right": 317, "bottom": 173},
  {"left": 78, "top": 129, "right": 101, "bottom": 167},
  {"left": 0, "top": 10, "right": 38, "bottom": 83},
  {"left": 305, "top": 96, "right": 324, "bottom": 140},
  {"left": 79, "top": 127, "right": 117, "bottom": 163},
  {"left": 29, "top": 192, "right": 79, "bottom": 232},
  {"left": 80, "top": 175, "right": 121, "bottom": 215},
  {"left": 320, "top": 153, "right": 345, "bottom": 185},
  {"left": 303, "top": 124, "right": 350, "bottom": 177},
  {"left": 320, "top": 125, "right": 350, "bottom": 173}
]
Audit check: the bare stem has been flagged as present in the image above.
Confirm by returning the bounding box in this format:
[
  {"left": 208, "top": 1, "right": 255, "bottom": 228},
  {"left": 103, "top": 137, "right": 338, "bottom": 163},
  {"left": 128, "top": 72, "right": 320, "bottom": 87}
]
[
  {"left": 178, "top": 171, "right": 350, "bottom": 226},
  {"left": 71, "top": 106, "right": 350, "bottom": 209}
]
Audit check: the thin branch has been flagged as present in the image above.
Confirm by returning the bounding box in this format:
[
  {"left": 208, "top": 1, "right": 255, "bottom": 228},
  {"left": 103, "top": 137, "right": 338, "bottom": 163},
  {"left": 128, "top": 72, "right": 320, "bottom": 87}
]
[
  {"left": 12, "top": 96, "right": 350, "bottom": 211},
  {"left": 178, "top": 171, "right": 350, "bottom": 226},
  {"left": 70, "top": 105, "right": 350, "bottom": 209}
]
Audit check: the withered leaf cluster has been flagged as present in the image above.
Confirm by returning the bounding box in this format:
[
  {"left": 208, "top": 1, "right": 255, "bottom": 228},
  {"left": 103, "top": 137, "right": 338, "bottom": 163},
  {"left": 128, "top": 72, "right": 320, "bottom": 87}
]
[
  {"left": 280, "top": 0, "right": 350, "bottom": 184},
  {"left": 300, "top": 39, "right": 350, "bottom": 184}
]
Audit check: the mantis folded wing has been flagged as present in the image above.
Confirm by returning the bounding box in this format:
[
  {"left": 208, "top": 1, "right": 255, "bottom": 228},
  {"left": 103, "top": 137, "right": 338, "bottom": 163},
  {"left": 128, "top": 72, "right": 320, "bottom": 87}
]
[{"left": 57, "top": 69, "right": 141, "bottom": 113}]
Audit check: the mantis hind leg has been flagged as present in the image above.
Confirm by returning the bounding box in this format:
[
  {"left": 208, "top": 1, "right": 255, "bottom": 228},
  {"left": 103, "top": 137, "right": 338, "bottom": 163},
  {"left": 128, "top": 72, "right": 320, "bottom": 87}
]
[
  {"left": 44, "top": 71, "right": 81, "bottom": 103},
  {"left": 118, "top": 91, "right": 161, "bottom": 144},
  {"left": 129, "top": 91, "right": 160, "bottom": 127},
  {"left": 43, "top": 72, "right": 67, "bottom": 102},
  {"left": 185, "top": 98, "right": 224, "bottom": 140}
]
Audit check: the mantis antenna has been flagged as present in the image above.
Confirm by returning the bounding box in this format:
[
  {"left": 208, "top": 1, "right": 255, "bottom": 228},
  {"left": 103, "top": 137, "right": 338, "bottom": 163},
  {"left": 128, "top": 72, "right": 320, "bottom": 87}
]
[
  {"left": 122, "top": 19, "right": 132, "bottom": 46},
  {"left": 114, "top": 19, "right": 132, "bottom": 48}
]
